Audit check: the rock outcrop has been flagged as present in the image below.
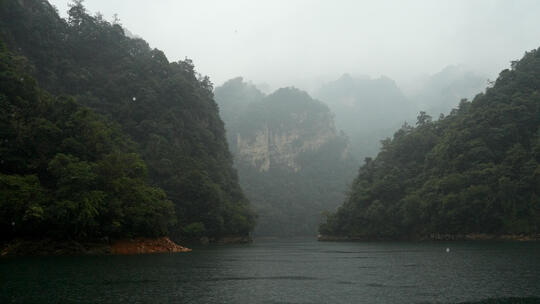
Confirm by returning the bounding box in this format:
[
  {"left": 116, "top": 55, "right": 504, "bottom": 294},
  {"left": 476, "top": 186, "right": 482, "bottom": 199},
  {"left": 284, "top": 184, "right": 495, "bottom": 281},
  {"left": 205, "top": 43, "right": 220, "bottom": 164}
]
[
  {"left": 111, "top": 237, "right": 191, "bottom": 254},
  {"left": 235, "top": 115, "right": 339, "bottom": 172},
  {"left": 1, "top": 237, "right": 191, "bottom": 256},
  {"left": 215, "top": 80, "right": 358, "bottom": 236}
]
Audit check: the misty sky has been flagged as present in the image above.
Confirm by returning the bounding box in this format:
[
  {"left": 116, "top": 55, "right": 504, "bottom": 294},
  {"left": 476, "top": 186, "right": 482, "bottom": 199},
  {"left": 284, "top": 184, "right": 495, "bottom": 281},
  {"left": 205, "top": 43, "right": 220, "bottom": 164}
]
[{"left": 49, "top": 0, "right": 540, "bottom": 91}]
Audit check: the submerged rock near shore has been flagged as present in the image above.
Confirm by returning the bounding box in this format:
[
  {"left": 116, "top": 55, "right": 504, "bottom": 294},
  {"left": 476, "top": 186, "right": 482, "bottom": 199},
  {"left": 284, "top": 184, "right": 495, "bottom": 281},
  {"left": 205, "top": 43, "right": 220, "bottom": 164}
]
[{"left": 1, "top": 237, "right": 191, "bottom": 256}]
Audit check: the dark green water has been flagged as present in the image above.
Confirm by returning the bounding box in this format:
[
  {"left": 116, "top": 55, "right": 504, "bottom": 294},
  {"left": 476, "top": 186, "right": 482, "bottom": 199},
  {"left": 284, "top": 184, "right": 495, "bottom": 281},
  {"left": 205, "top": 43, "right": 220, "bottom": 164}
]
[{"left": 1, "top": 238, "right": 539, "bottom": 303}]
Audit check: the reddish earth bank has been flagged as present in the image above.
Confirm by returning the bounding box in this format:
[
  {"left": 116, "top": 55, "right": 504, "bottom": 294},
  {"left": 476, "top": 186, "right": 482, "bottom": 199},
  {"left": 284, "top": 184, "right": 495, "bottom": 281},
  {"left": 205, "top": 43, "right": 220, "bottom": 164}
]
[
  {"left": 1, "top": 237, "right": 191, "bottom": 256},
  {"left": 111, "top": 237, "right": 191, "bottom": 254}
]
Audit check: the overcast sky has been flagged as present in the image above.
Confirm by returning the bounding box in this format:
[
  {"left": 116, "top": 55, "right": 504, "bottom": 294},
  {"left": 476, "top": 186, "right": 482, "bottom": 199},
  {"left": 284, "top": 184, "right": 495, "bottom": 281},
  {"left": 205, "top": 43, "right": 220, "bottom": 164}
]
[{"left": 49, "top": 0, "right": 540, "bottom": 91}]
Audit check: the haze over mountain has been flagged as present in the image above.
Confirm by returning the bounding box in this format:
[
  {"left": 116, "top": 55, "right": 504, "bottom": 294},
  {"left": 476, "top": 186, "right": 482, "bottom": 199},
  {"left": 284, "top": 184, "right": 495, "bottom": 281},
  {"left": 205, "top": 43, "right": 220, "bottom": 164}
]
[
  {"left": 47, "top": 0, "right": 540, "bottom": 98},
  {"left": 314, "top": 68, "right": 488, "bottom": 159},
  {"left": 3, "top": 0, "right": 537, "bottom": 243},
  {"left": 320, "top": 48, "right": 540, "bottom": 239},
  {"left": 215, "top": 78, "right": 357, "bottom": 236},
  {"left": 1, "top": 1, "right": 540, "bottom": 303},
  {"left": 407, "top": 65, "right": 488, "bottom": 117},
  {"left": 315, "top": 74, "right": 417, "bottom": 159}
]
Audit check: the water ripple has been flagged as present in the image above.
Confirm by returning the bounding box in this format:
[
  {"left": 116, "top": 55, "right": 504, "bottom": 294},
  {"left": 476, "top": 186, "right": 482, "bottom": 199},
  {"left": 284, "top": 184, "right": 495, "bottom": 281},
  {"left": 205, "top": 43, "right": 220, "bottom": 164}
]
[{"left": 201, "top": 276, "right": 319, "bottom": 282}]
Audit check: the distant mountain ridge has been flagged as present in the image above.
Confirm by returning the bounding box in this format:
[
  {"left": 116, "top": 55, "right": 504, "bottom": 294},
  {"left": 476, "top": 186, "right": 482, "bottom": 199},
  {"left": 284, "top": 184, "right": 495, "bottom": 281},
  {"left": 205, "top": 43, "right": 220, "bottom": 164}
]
[
  {"left": 315, "top": 74, "right": 418, "bottom": 159},
  {"left": 408, "top": 65, "right": 487, "bottom": 117},
  {"left": 215, "top": 78, "right": 357, "bottom": 236},
  {"left": 233, "top": 87, "right": 341, "bottom": 172},
  {"left": 320, "top": 48, "right": 540, "bottom": 239}
]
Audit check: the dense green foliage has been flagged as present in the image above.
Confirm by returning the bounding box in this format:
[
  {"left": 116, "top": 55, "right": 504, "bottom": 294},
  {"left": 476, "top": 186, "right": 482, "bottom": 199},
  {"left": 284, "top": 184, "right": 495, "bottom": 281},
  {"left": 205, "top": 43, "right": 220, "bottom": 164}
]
[
  {"left": 0, "top": 0, "right": 254, "bottom": 240},
  {"left": 0, "top": 41, "right": 175, "bottom": 241},
  {"left": 216, "top": 79, "right": 357, "bottom": 236},
  {"left": 320, "top": 49, "right": 540, "bottom": 238}
]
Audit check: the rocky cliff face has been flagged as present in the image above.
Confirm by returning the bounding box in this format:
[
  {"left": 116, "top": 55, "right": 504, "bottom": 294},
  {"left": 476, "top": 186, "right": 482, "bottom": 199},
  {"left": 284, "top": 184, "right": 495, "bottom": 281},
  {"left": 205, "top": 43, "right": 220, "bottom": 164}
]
[
  {"left": 215, "top": 80, "right": 357, "bottom": 236},
  {"left": 235, "top": 113, "right": 339, "bottom": 172}
]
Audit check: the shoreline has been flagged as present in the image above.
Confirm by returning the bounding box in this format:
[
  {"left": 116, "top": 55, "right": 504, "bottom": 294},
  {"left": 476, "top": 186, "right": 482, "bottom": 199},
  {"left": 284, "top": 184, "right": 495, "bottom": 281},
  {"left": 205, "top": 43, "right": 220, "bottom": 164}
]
[
  {"left": 1, "top": 237, "right": 191, "bottom": 257},
  {"left": 179, "top": 235, "right": 253, "bottom": 246},
  {"left": 1, "top": 234, "right": 253, "bottom": 257},
  {"left": 318, "top": 233, "right": 540, "bottom": 242}
]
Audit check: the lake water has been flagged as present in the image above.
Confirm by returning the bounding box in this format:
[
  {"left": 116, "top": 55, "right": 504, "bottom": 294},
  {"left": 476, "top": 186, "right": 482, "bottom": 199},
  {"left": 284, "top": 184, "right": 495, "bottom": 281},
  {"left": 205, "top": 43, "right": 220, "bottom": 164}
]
[{"left": 1, "top": 238, "right": 539, "bottom": 303}]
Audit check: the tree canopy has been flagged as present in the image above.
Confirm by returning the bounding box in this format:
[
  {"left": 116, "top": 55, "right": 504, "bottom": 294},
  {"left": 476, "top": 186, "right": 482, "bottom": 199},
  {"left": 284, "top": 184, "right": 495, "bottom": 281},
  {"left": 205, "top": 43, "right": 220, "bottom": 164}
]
[
  {"left": 0, "top": 0, "right": 255, "bottom": 241},
  {"left": 320, "top": 48, "right": 540, "bottom": 238},
  {"left": 0, "top": 41, "right": 175, "bottom": 240}
]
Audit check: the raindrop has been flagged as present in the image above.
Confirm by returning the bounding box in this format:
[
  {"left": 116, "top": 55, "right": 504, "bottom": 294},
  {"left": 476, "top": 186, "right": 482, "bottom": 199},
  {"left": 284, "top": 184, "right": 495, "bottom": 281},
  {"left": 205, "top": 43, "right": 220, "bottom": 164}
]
[
  {"left": 132, "top": 97, "right": 137, "bottom": 101},
  {"left": 12, "top": 221, "right": 15, "bottom": 226},
  {"left": 446, "top": 248, "right": 450, "bottom": 253}
]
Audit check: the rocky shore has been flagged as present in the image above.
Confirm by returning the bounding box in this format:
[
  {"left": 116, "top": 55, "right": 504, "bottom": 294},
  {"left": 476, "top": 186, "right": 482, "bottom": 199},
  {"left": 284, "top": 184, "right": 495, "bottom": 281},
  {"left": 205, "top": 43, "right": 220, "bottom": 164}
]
[
  {"left": 1, "top": 237, "right": 191, "bottom": 257},
  {"left": 111, "top": 237, "right": 191, "bottom": 254}
]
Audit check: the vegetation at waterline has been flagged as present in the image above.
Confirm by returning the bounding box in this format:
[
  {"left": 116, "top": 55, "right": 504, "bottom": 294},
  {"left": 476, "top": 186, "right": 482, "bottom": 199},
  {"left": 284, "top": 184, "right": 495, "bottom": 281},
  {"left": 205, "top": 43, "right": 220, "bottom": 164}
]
[{"left": 320, "top": 48, "right": 540, "bottom": 238}]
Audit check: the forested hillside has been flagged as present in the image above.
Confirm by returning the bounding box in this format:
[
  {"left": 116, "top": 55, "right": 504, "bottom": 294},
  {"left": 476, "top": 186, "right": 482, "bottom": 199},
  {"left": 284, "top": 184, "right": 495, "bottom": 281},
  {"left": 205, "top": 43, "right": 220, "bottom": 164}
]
[
  {"left": 216, "top": 78, "right": 357, "bottom": 236},
  {"left": 320, "top": 49, "right": 540, "bottom": 239},
  {"left": 0, "top": 41, "right": 175, "bottom": 241},
  {"left": 0, "top": 0, "right": 254, "bottom": 242}
]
